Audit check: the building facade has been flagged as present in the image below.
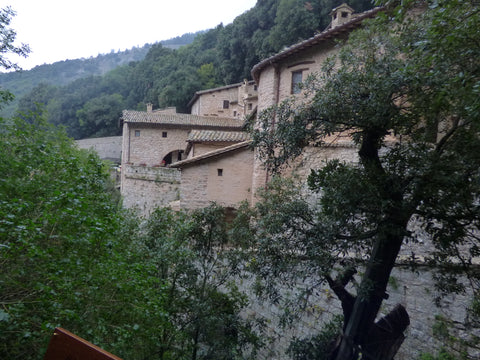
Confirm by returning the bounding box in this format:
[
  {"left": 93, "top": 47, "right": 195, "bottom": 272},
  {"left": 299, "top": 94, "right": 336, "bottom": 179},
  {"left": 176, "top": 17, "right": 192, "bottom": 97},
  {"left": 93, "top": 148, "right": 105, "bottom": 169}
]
[
  {"left": 120, "top": 109, "right": 246, "bottom": 214},
  {"left": 188, "top": 80, "right": 258, "bottom": 119}
]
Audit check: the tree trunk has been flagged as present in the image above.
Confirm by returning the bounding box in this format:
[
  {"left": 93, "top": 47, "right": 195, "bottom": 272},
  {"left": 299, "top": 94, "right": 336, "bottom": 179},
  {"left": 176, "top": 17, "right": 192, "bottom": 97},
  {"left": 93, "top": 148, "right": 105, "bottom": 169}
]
[{"left": 334, "top": 227, "right": 406, "bottom": 360}]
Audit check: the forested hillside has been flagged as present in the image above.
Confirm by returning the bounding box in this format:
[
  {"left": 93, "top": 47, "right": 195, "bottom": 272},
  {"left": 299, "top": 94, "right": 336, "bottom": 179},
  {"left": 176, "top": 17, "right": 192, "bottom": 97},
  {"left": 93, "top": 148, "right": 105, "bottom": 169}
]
[
  {"left": 8, "top": 0, "right": 373, "bottom": 139},
  {"left": 0, "top": 32, "right": 200, "bottom": 119},
  {"left": 0, "top": 45, "right": 151, "bottom": 118}
]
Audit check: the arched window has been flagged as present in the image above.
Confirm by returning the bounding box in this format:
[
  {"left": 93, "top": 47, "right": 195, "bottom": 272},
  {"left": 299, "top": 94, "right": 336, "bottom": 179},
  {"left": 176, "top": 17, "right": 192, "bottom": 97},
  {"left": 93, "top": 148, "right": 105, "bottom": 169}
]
[{"left": 162, "top": 150, "right": 185, "bottom": 166}]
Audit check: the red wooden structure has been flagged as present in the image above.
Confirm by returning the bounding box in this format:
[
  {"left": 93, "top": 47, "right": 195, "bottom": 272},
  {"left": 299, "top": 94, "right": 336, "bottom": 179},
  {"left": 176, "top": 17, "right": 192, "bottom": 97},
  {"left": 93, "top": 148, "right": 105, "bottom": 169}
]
[{"left": 44, "top": 327, "right": 122, "bottom": 360}]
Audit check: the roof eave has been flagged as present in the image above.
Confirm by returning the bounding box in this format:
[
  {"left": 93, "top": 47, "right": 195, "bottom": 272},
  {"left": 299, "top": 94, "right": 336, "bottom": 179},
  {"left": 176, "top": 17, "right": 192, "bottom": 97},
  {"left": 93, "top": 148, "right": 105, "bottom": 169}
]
[
  {"left": 251, "top": 6, "right": 384, "bottom": 83},
  {"left": 169, "top": 141, "right": 252, "bottom": 168}
]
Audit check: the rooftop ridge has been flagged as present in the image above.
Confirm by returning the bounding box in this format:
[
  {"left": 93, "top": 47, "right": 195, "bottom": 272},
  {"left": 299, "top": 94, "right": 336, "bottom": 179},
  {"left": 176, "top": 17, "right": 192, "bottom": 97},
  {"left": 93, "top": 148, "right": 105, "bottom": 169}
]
[
  {"left": 121, "top": 110, "right": 244, "bottom": 128},
  {"left": 251, "top": 6, "right": 384, "bottom": 82}
]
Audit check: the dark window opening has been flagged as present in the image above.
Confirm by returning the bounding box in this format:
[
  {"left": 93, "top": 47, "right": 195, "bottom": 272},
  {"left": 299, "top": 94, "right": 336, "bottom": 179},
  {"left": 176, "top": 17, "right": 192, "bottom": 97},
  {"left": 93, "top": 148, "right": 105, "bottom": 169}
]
[
  {"left": 291, "top": 70, "right": 303, "bottom": 94},
  {"left": 248, "top": 103, "right": 253, "bottom": 110},
  {"left": 162, "top": 131, "right": 167, "bottom": 138},
  {"left": 217, "top": 169, "right": 223, "bottom": 176},
  {"left": 223, "top": 100, "right": 229, "bottom": 109},
  {"left": 342, "top": 11, "right": 348, "bottom": 18},
  {"left": 162, "top": 152, "right": 172, "bottom": 166},
  {"left": 135, "top": 130, "right": 140, "bottom": 137},
  {"left": 162, "top": 150, "right": 184, "bottom": 166}
]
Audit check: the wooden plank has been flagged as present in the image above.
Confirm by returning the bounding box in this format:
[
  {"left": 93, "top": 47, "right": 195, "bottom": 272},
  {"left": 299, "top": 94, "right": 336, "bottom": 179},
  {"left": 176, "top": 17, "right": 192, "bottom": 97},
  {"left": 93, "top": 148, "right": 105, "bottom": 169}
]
[{"left": 43, "top": 327, "right": 123, "bottom": 360}]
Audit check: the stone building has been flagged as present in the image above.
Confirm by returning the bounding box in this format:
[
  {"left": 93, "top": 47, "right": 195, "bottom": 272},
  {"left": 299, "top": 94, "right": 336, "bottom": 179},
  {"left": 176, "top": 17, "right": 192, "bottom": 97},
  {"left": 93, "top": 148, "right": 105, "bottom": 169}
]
[
  {"left": 170, "top": 141, "right": 253, "bottom": 210},
  {"left": 119, "top": 4, "right": 383, "bottom": 213},
  {"left": 250, "top": 4, "right": 383, "bottom": 195},
  {"left": 188, "top": 79, "right": 258, "bottom": 119},
  {"left": 120, "top": 108, "right": 246, "bottom": 214}
]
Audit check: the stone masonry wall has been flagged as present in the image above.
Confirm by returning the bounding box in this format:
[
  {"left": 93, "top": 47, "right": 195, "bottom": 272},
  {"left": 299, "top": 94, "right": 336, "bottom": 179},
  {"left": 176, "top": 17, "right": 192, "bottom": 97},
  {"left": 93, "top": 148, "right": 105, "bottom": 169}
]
[
  {"left": 252, "top": 39, "right": 342, "bottom": 201},
  {"left": 191, "top": 82, "right": 257, "bottom": 119},
  {"left": 190, "top": 142, "right": 233, "bottom": 158},
  {"left": 180, "top": 147, "right": 254, "bottom": 209},
  {"left": 75, "top": 136, "right": 122, "bottom": 162},
  {"left": 124, "top": 126, "right": 190, "bottom": 166},
  {"left": 121, "top": 165, "right": 180, "bottom": 216},
  {"left": 240, "top": 265, "right": 477, "bottom": 360}
]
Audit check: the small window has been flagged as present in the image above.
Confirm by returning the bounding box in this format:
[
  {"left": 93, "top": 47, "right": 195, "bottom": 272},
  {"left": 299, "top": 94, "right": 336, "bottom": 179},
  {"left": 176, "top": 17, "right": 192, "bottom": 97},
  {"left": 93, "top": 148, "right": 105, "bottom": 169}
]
[
  {"left": 223, "top": 100, "right": 229, "bottom": 109},
  {"left": 233, "top": 111, "right": 237, "bottom": 117},
  {"left": 248, "top": 103, "right": 253, "bottom": 110},
  {"left": 135, "top": 130, "right": 140, "bottom": 137},
  {"left": 162, "top": 132, "right": 167, "bottom": 138},
  {"left": 291, "top": 70, "right": 303, "bottom": 94},
  {"left": 217, "top": 169, "right": 223, "bottom": 176},
  {"left": 254, "top": 85, "right": 258, "bottom": 91},
  {"left": 341, "top": 11, "right": 349, "bottom": 18}
]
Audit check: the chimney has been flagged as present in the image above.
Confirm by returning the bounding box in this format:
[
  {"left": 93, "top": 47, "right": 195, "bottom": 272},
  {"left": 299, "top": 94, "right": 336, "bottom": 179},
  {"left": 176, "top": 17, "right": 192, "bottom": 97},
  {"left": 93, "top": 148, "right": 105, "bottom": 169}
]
[
  {"left": 146, "top": 103, "right": 153, "bottom": 113},
  {"left": 330, "top": 3, "right": 355, "bottom": 29}
]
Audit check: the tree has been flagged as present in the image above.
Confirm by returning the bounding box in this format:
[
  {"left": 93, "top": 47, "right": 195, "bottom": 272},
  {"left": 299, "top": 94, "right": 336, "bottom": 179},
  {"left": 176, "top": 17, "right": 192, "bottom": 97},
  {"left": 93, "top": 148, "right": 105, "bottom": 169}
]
[
  {"left": 141, "top": 205, "right": 263, "bottom": 360},
  {"left": 0, "top": 6, "right": 30, "bottom": 106},
  {"left": 267, "top": 0, "right": 319, "bottom": 51},
  {"left": 0, "top": 112, "right": 154, "bottom": 359},
  {"left": 0, "top": 6, "right": 30, "bottom": 71},
  {"left": 16, "top": 83, "right": 58, "bottom": 114},
  {"left": 250, "top": 1, "right": 480, "bottom": 358},
  {"left": 76, "top": 93, "right": 124, "bottom": 138},
  {"left": 0, "top": 111, "right": 263, "bottom": 360}
]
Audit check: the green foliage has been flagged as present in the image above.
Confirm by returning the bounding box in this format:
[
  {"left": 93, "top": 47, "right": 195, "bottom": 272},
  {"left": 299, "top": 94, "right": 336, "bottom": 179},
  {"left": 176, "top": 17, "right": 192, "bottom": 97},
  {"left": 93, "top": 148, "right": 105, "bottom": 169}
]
[
  {"left": 0, "top": 6, "right": 30, "bottom": 71},
  {"left": 76, "top": 93, "right": 124, "bottom": 137},
  {"left": 268, "top": 0, "right": 318, "bottom": 50},
  {"left": 0, "top": 113, "right": 263, "bottom": 359},
  {"left": 0, "top": 111, "right": 145, "bottom": 359},
  {"left": 287, "top": 315, "right": 343, "bottom": 360},
  {"left": 140, "top": 205, "right": 263, "bottom": 360},
  {"left": 0, "top": 6, "right": 30, "bottom": 110},
  {"left": 0, "top": 44, "right": 151, "bottom": 118},
  {"left": 419, "top": 349, "right": 458, "bottom": 360},
  {"left": 250, "top": 0, "right": 480, "bottom": 357}
]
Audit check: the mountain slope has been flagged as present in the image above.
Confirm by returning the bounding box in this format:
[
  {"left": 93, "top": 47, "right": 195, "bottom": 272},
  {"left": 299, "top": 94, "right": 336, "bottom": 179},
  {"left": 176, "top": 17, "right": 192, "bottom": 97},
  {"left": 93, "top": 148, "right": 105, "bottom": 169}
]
[{"left": 7, "top": 0, "right": 374, "bottom": 139}]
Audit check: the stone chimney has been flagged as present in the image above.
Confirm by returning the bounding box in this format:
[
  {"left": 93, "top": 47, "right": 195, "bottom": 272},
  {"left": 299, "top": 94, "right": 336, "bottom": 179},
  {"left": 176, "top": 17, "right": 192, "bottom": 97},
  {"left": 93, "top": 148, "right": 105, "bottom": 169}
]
[
  {"left": 330, "top": 3, "right": 355, "bottom": 29},
  {"left": 146, "top": 103, "right": 153, "bottom": 113}
]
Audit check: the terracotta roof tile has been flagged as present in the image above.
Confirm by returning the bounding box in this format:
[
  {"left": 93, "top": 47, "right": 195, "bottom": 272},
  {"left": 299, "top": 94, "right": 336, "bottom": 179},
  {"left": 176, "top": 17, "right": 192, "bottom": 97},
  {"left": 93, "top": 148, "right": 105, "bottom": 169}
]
[
  {"left": 187, "top": 130, "right": 250, "bottom": 143},
  {"left": 121, "top": 110, "right": 244, "bottom": 129},
  {"left": 170, "top": 141, "right": 252, "bottom": 168}
]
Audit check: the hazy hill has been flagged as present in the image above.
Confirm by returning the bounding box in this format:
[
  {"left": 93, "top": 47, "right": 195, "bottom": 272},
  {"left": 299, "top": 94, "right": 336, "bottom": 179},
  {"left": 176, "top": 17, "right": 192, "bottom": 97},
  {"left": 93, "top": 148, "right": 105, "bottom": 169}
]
[{"left": 0, "top": 33, "right": 199, "bottom": 118}]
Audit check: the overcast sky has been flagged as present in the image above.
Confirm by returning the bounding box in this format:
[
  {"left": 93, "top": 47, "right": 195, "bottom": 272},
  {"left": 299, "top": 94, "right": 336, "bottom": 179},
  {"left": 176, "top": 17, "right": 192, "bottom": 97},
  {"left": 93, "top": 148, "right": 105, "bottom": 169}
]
[{"left": 3, "top": 0, "right": 257, "bottom": 70}]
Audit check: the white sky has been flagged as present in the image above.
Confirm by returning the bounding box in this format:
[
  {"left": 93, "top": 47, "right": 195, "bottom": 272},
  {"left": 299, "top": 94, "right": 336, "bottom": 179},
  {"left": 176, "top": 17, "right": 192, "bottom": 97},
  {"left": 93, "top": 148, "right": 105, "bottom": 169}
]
[{"left": 3, "top": 0, "right": 258, "bottom": 70}]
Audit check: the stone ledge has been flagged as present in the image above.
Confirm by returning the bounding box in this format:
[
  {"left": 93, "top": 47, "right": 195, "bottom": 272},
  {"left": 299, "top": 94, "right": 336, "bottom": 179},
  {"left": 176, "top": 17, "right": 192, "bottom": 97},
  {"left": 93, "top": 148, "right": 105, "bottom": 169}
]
[{"left": 124, "top": 165, "right": 180, "bottom": 183}]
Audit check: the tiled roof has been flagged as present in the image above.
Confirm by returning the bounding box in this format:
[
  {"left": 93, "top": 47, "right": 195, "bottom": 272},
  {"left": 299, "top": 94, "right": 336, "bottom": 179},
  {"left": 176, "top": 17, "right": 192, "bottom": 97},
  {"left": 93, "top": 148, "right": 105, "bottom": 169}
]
[
  {"left": 169, "top": 141, "right": 252, "bottom": 168},
  {"left": 121, "top": 110, "right": 244, "bottom": 129},
  {"left": 187, "top": 130, "right": 250, "bottom": 143},
  {"left": 251, "top": 6, "right": 384, "bottom": 82}
]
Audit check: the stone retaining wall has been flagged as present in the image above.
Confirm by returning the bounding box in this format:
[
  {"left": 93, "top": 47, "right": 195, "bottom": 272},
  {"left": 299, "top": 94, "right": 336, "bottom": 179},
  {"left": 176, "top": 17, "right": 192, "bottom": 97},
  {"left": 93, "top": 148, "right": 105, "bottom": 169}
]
[
  {"left": 121, "top": 165, "right": 180, "bottom": 216},
  {"left": 239, "top": 265, "right": 478, "bottom": 359},
  {"left": 75, "top": 136, "right": 122, "bottom": 162}
]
